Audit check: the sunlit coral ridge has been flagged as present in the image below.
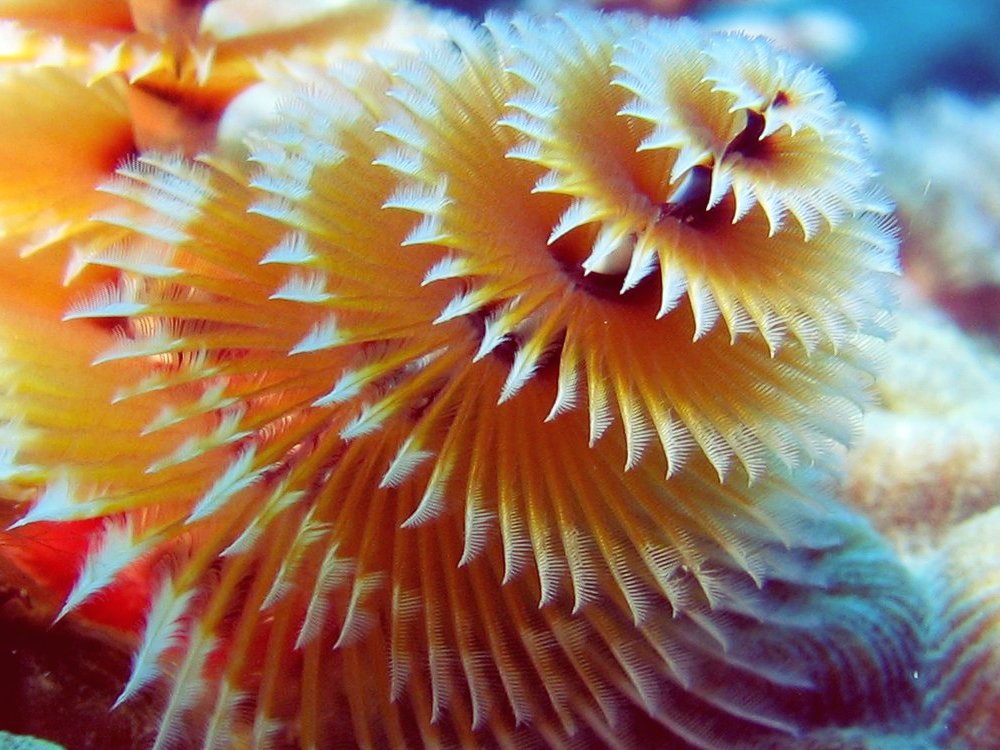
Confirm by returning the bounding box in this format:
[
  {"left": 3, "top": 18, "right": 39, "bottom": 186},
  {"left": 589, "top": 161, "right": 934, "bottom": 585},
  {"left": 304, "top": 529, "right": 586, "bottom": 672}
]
[
  {"left": 843, "top": 300, "right": 1000, "bottom": 553},
  {"left": 0, "top": 7, "right": 911, "bottom": 750}
]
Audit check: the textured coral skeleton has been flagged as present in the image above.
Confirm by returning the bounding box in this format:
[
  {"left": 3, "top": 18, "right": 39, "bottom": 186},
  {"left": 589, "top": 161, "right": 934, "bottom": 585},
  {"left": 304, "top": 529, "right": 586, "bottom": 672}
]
[
  {"left": 0, "top": 2, "right": 953, "bottom": 749},
  {"left": 844, "top": 298, "right": 1000, "bottom": 555}
]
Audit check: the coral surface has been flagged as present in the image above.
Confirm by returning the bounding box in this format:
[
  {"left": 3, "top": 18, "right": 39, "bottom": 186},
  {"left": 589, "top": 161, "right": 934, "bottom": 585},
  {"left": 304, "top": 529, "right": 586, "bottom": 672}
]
[
  {"left": 842, "top": 295, "right": 1000, "bottom": 554},
  {"left": 874, "top": 94, "right": 1000, "bottom": 335}
]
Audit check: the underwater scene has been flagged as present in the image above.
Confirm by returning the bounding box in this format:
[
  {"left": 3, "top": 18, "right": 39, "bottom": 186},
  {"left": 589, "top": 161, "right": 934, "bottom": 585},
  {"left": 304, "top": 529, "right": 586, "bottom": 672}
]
[{"left": 0, "top": 0, "right": 998, "bottom": 748}]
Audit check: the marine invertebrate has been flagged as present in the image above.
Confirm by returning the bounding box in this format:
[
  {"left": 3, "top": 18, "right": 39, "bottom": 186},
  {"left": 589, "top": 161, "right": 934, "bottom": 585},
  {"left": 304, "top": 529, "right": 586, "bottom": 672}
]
[
  {"left": 0, "top": 0, "right": 443, "bottom": 115},
  {"left": 920, "top": 505, "right": 1000, "bottom": 750},
  {"left": 0, "top": 0, "right": 448, "bottom": 633},
  {"left": 0, "top": 0, "right": 446, "bottom": 270},
  {"left": 0, "top": 8, "right": 918, "bottom": 749},
  {"left": 0, "top": 731, "right": 66, "bottom": 750},
  {"left": 0, "top": 66, "right": 131, "bottom": 306}
]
